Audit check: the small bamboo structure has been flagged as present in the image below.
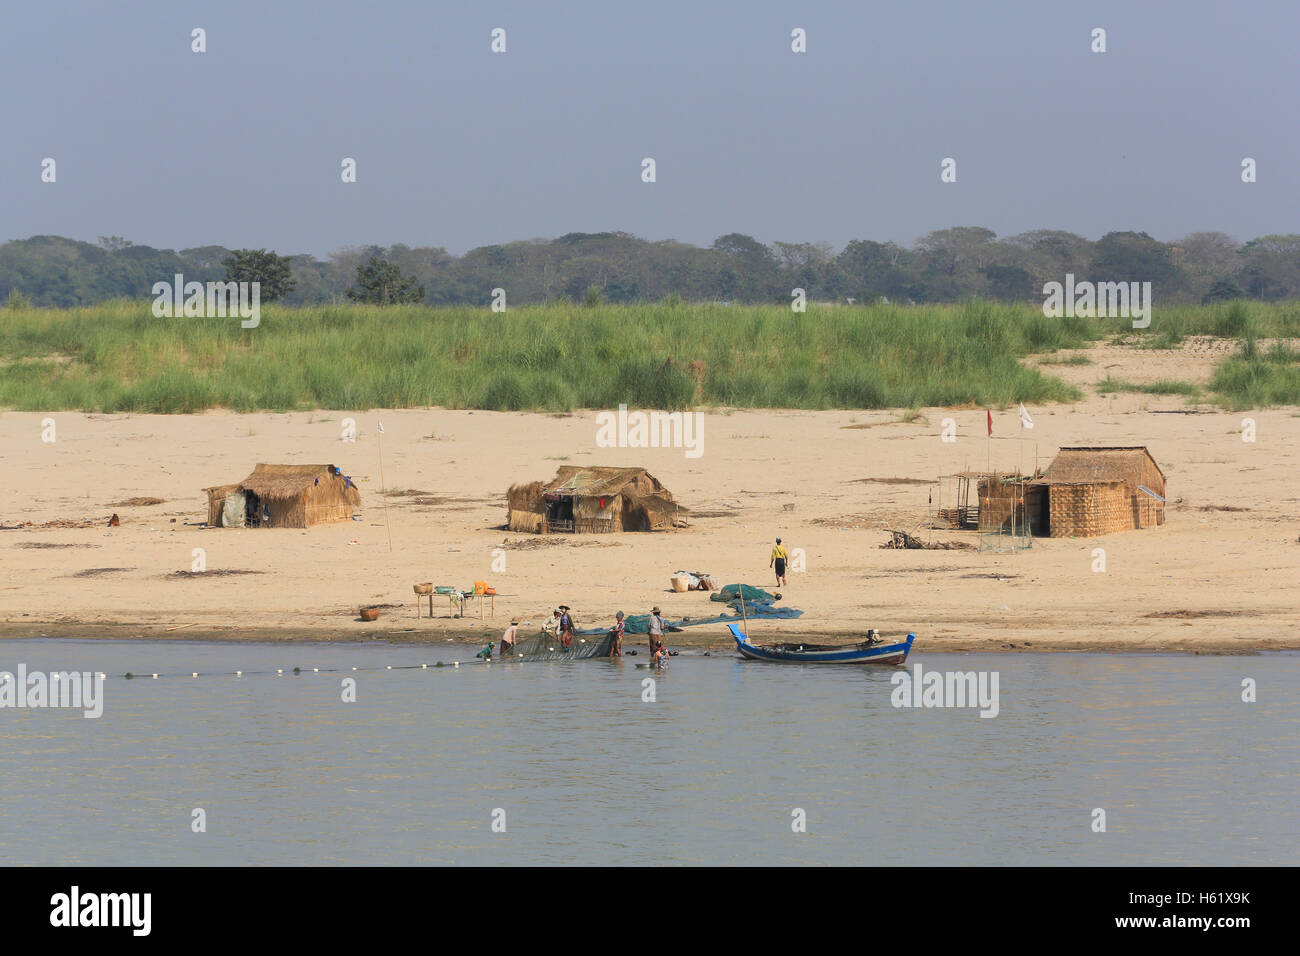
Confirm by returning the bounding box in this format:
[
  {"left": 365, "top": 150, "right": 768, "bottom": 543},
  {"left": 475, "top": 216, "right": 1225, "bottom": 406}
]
[
  {"left": 505, "top": 466, "right": 688, "bottom": 534},
  {"left": 204, "top": 463, "right": 361, "bottom": 529},
  {"left": 1029, "top": 446, "right": 1167, "bottom": 537}
]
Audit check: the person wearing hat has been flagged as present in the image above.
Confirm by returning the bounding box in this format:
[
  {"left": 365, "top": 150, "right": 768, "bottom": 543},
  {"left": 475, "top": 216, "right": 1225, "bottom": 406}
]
[
  {"left": 647, "top": 605, "right": 665, "bottom": 657},
  {"left": 501, "top": 620, "right": 519, "bottom": 657},
  {"left": 606, "top": 611, "right": 625, "bottom": 658},
  {"left": 541, "top": 608, "right": 562, "bottom": 639},
  {"left": 770, "top": 537, "right": 789, "bottom": 587},
  {"left": 558, "top": 605, "right": 575, "bottom": 648}
]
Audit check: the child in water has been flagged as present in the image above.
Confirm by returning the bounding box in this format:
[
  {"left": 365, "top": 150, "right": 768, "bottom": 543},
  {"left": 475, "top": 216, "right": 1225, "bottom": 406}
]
[{"left": 652, "top": 640, "right": 669, "bottom": 669}]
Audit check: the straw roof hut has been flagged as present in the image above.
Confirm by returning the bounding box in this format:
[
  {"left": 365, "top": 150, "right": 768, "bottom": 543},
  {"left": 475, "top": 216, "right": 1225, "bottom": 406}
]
[
  {"left": 1028, "top": 446, "right": 1166, "bottom": 537},
  {"left": 204, "top": 464, "right": 361, "bottom": 529},
  {"left": 506, "top": 466, "right": 687, "bottom": 533}
]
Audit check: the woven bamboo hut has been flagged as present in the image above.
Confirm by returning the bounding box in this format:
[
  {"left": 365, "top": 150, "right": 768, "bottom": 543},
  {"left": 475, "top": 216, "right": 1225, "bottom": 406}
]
[
  {"left": 938, "top": 471, "right": 1017, "bottom": 529},
  {"left": 204, "top": 464, "right": 361, "bottom": 529},
  {"left": 1026, "top": 446, "right": 1166, "bottom": 537},
  {"left": 506, "top": 466, "right": 687, "bottom": 533}
]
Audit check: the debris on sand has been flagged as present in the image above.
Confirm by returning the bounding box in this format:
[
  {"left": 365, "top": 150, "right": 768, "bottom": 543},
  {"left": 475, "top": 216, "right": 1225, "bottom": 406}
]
[
  {"left": 1, "top": 518, "right": 102, "bottom": 530},
  {"left": 1142, "top": 609, "right": 1239, "bottom": 620},
  {"left": 109, "top": 497, "right": 166, "bottom": 507},
  {"left": 880, "top": 529, "right": 975, "bottom": 550},
  {"left": 849, "top": 477, "right": 934, "bottom": 486},
  {"left": 169, "top": 569, "right": 265, "bottom": 578},
  {"left": 15, "top": 542, "right": 97, "bottom": 549},
  {"left": 499, "top": 536, "right": 623, "bottom": 550}
]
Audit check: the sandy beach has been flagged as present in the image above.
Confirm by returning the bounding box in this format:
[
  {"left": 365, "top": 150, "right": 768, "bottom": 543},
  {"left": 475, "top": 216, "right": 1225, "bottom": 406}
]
[{"left": 2, "top": 341, "right": 1297, "bottom": 655}]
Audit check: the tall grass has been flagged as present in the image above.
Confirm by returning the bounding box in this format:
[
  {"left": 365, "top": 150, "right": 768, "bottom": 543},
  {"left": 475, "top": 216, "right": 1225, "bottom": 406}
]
[
  {"left": 1, "top": 298, "right": 1286, "bottom": 413},
  {"left": 1114, "top": 299, "right": 1300, "bottom": 347},
  {"left": 1211, "top": 340, "right": 1300, "bottom": 410}
]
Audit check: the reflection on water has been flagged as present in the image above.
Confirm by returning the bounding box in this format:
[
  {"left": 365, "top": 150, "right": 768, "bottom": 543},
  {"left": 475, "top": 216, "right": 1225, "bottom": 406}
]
[{"left": 1, "top": 640, "right": 1295, "bottom": 865}]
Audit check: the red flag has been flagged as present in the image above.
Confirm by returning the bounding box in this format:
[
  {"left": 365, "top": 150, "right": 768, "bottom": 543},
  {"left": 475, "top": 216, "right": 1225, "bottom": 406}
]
[{"left": 987, "top": 409, "right": 993, "bottom": 437}]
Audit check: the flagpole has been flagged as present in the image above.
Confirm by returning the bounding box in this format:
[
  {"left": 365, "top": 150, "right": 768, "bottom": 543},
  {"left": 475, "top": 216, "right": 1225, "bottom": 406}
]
[
  {"left": 1017, "top": 415, "right": 1023, "bottom": 543},
  {"left": 378, "top": 420, "right": 393, "bottom": 552},
  {"left": 986, "top": 410, "right": 992, "bottom": 478}
]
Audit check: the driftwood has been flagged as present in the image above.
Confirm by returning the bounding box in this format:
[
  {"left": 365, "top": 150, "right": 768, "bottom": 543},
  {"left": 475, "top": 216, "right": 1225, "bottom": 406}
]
[{"left": 881, "top": 529, "right": 974, "bottom": 550}]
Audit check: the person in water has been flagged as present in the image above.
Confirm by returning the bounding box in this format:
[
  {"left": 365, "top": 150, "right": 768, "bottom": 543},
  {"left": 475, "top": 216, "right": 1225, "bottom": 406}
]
[
  {"left": 648, "top": 605, "right": 665, "bottom": 658},
  {"left": 607, "top": 611, "right": 625, "bottom": 658},
  {"left": 501, "top": 620, "right": 518, "bottom": 657},
  {"left": 476, "top": 641, "right": 495, "bottom": 661},
  {"left": 558, "top": 605, "right": 575, "bottom": 648},
  {"left": 541, "top": 608, "right": 562, "bottom": 640},
  {"left": 652, "top": 640, "right": 669, "bottom": 669}
]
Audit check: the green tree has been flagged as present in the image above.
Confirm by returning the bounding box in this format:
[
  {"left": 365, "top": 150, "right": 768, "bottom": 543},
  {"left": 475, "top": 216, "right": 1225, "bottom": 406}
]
[
  {"left": 1089, "top": 231, "right": 1179, "bottom": 288},
  {"left": 711, "top": 233, "right": 779, "bottom": 301},
  {"left": 1203, "top": 277, "right": 1244, "bottom": 303},
  {"left": 982, "top": 264, "right": 1036, "bottom": 302},
  {"left": 345, "top": 256, "right": 425, "bottom": 304},
  {"left": 222, "top": 249, "right": 297, "bottom": 302}
]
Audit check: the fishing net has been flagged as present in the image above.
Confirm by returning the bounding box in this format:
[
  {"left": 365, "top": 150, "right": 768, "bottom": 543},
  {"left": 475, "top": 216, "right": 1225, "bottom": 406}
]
[
  {"left": 506, "top": 630, "right": 616, "bottom": 662},
  {"left": 573, "top": 601, "right": 803, "bottom": 639},
  {"left": 710, "top": 584, "right": 775, "bottom": 604}
]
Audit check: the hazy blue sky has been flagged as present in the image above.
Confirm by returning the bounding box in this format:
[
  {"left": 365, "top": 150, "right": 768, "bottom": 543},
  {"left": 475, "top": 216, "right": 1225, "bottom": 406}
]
[{"left": 4, "top": 0, "right": 1296, "bottom": 256}]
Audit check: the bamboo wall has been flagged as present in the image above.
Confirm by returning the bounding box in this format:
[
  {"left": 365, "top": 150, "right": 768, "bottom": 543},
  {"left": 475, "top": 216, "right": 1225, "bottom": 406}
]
[{"left": 1046, "top": 481, "right": 1133, "bottom": 537}]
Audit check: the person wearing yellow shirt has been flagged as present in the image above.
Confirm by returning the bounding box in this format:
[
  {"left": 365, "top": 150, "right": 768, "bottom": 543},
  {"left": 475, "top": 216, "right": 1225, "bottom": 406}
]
[{"left": 770, "top": 537, "right": 789, "bottom": 587}]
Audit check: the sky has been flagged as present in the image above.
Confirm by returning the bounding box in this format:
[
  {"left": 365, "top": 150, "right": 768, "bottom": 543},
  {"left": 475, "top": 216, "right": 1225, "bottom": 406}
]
[{"left": 3, "top": 0, "right": 1297, "bottom": 257}]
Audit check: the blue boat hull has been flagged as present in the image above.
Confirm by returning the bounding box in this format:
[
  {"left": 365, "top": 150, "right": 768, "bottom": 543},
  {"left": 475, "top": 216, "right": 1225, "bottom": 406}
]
[{"left": 728, "top": 623, "right": 914, "bottom": 664}]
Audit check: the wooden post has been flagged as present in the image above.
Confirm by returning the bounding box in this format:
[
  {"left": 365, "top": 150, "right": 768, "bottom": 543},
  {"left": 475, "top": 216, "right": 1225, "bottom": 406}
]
[
  {"left": 739, "top": 585, "right": 749, "bottom": 637},
  {"left": 378, "top": 421, "right": 393, "bottom": 552}
]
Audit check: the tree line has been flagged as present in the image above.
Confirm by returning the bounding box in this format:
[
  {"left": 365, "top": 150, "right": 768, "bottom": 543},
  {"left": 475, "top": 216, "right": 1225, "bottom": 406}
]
[{"left": 3, "top": 228, "right": 1298, "bottom": 308}]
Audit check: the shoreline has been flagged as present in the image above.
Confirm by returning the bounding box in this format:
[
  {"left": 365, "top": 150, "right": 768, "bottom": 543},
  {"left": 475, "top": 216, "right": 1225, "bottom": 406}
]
[
  {"left": 3, "top": 391, "right": 1298, "bottom": 661},
  {"left": 0, "top": 621, "right": 1289, "bottom": 655}
]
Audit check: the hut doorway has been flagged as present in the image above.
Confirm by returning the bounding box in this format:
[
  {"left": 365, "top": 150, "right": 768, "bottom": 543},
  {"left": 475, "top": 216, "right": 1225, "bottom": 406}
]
[
  {"left": 545, "top": 494, "right": 576, "bottom": 532},
  {"left": 1026, "top": 484, "right": 1049, "bottom": 537},
  {"left": 244, "top": 491, "right": 263, "bottom": 527}
]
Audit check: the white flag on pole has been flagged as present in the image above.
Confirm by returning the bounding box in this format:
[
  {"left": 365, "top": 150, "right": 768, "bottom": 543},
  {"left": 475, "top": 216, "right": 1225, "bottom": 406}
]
[
  {"left": 1018, "top": 403, "right": 1034, "bottom": 429},
  {"left": 378, "top": 420, "right": 385, "bottom": 434}
]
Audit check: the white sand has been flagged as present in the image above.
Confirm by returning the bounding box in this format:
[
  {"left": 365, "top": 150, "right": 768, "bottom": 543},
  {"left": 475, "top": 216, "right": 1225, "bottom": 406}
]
[{"left": 2, "top": 343, "right": 1296, "bottom": 653}]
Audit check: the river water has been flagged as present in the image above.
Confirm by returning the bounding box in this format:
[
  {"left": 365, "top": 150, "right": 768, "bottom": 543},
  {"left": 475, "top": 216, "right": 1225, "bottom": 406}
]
[{"left": 1, "top": 639, "right": 1295, "bottom": 865}]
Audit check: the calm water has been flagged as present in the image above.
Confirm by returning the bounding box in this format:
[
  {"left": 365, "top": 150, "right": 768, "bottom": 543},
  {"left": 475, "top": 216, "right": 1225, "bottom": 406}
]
[{"left": 1, "top": 638, "right": 1296, "bottom": 865}]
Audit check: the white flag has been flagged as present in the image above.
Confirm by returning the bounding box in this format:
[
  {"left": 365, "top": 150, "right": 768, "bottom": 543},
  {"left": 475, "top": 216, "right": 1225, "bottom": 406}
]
[
  {"left": 378, "top": 420, "right": 385, "bottom": 434},
  {"left": 1018, "top": 403, "right": 1034, "bottom": 429}
]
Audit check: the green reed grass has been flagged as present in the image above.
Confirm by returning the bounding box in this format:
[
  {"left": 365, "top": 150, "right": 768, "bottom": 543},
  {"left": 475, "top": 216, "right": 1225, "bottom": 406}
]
[
  {"left": 0, "top": 298, "right": 1291, "bottom": 413},
  {"left": 1210, "top": 339, "right": 1300, "bottom": 410}
]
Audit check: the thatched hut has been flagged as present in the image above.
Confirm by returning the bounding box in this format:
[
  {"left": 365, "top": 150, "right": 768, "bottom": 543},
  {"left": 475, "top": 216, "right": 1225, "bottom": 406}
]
[
  {"left": 1025, "top": 446, "right": 1166, "bottom": 537},
  {"left": 506, "top": 466, "right": 687, "bottom": 533},
  {"left": 204, "top": 463, "right": 361, "bottom": 529}
]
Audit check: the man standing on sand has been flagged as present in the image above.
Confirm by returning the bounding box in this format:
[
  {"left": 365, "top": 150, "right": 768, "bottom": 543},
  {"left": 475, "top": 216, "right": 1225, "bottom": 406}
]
[
  {"left": 501, "top": 620, "right": 519, "bottom": 657},
  {"left": 607, "top": 611, "right": 625, "bottom": 658},
  {"left": 770, "top": 537, "right": 789, "bottom": 587},
  {"left": 648, "top": 605, "right": 665, "bottom": 657}
]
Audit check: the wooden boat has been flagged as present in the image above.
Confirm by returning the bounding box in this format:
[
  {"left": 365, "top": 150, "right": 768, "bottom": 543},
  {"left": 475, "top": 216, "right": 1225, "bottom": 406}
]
[{"left": 727, "top": 623, "right": 914, "bottom": 665}]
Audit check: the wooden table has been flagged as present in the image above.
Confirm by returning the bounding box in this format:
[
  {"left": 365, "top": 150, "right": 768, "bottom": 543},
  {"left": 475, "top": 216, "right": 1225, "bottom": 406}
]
[
  {"left": 415, "top": 591, "right": 437, "bottom": 619},
  {"left": 443, "top": 592, "right": 497, "bottom": 619}
]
